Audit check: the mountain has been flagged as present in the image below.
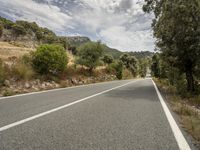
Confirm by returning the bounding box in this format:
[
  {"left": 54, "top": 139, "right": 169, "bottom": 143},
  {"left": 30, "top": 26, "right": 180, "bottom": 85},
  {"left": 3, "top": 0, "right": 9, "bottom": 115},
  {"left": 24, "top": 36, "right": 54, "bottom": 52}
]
[
  {"left": 128, "top": 51, "right": 154, "bottom": 60},
  {"left": 0, "top": 16, "right": 123, "bottom": 58},
  {"left": 0, "top": 16, "right": 153, "bottom": 60}
]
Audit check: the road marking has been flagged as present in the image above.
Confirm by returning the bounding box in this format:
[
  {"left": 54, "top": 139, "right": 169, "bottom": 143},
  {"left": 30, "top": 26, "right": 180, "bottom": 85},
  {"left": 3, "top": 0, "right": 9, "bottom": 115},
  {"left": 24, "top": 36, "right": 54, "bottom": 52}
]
[
  {"left": 152, "top": 79, "right": 191, "bottom": 150},
  {"left": 0, "top": 79, "right": 133, "bottom": 101},
  {"left": 0, "top": 80, "right": 138, "bottom": 132}
]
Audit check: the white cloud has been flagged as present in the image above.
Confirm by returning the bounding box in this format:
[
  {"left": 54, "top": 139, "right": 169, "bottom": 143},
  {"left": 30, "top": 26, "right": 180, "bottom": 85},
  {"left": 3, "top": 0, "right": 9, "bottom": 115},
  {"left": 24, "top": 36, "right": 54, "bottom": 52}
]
[
  {"left": 100, "top": 26, "right": 154, "bottom": 51},
  {"left": 0, "top": 0, "right": 155, "bottom": 52},
  {"left": 0, "top": 0, "right": 72, "bottom": 32}
]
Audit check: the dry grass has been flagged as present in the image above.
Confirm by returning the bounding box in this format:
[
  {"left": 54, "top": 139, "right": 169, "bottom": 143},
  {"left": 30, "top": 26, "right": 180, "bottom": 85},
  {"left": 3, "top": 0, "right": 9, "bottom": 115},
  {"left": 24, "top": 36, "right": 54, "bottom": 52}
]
[
  {"left": 154, "top": 78, "right": 200, "bottom": 148},
  {"left": 122, "top": 68, "right": 133, "bottom": 79},
  {"left": 0, "top": 42, "right": 34, "bottom": 63}
]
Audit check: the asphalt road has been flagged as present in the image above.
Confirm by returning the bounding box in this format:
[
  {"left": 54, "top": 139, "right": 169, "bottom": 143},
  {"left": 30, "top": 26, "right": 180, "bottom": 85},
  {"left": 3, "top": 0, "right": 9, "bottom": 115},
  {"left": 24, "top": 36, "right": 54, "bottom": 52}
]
[{"left": 0, "top": 79, "right": 195, "bottom": 150}]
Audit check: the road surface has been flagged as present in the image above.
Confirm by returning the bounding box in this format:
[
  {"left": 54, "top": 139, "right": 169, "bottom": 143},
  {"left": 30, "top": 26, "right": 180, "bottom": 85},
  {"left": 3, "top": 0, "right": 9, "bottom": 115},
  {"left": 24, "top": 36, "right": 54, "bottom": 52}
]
[{"left": 0, "top": 79, "right": 195, "bottom": 150}]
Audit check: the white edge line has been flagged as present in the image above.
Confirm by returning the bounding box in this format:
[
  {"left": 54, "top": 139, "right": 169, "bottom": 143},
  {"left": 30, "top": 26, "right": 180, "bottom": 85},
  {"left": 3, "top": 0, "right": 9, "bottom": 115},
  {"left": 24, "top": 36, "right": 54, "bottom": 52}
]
[
  {"left": 0, "top": 80, "right": 137, "bottom": 132},
  {"left": 0, "top": 79, "right": 134, "bottom": 100},
  {"left": 151, "top": 79, "right": 191, "bottom": 150}
]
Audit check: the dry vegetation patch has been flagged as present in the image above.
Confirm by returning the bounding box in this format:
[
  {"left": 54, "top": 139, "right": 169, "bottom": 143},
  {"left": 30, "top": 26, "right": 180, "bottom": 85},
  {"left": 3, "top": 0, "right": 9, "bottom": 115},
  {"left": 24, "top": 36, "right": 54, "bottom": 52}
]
[
  {"left": 154, "top": 78, "right": 200, "bottom": 148},
  {"left": 0, "top": 42, "right": 34, "bottom": 63}
]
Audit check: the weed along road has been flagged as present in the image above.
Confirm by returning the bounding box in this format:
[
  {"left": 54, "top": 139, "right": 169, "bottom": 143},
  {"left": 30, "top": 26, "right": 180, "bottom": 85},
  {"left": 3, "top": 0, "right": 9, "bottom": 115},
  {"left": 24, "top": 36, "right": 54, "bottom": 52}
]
[{"left": 0, "top": 79, "right": 195, "bottom": 150}]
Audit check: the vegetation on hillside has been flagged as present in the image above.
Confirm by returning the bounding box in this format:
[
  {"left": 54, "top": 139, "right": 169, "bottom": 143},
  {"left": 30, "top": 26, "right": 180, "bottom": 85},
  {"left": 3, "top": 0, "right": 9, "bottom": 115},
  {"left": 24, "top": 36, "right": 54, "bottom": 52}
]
[
  {"left": 143, "top": 0, "right": 200, "bottom": 146},
  {"left": 76, "top": 41, "right": 103, "bottom": 72},
  {"left": 32, "top": 44, "right": 68, "bottom": 75},
  {"left": 0, "top": 15, "right": 154, "bottom": 96}
]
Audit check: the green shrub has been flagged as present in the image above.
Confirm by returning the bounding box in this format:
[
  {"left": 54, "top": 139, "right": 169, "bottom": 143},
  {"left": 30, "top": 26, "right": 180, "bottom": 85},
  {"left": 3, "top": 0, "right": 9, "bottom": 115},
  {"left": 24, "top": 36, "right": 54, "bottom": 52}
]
[
  {"left": 32, "top": 44, "right": 68, "bottom": 75},
  {"left": 0, "top": 16, "right": 14, "bottom": 29},
  {"left": 120, "top": 54, "right": 138, "bottom": 77},
  {"left": 110, "top": 61, "right": 123, "bottom": 80},
  {"left": 0, "top": 24, "right": 3, "bottom": 37},
  {"left": 12, "top": 24, "right": 26, "bottom": 36},
  {"left": 76, "top": 41, "right": 103, "bottom": 72},
  {"left": 0, "top": 59, "right": 5, "bottom": 86},
  {"left": 102, "top": 55, "right": 114, "bottom": 65}
]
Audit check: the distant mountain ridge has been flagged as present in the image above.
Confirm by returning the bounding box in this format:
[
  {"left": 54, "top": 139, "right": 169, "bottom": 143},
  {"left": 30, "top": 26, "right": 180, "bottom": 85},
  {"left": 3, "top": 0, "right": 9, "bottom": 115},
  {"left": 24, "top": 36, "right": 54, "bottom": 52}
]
[{"left": 0, "top": 16, "right": 153, "bottom": 59}]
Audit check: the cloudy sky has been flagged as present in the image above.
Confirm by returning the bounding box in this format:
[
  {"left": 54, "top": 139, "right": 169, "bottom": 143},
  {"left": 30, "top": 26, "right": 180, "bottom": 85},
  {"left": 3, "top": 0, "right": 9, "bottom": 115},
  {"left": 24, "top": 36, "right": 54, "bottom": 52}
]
[{"left": 0, "top": 0, "right": 155, "bottom": 52}]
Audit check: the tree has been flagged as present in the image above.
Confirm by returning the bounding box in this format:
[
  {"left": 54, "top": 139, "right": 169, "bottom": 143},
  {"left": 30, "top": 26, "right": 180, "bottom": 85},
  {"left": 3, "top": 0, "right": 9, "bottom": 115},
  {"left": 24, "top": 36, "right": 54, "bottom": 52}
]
[
  {"left": 139, "top": 59, "right": 148, "bottom": 78},
  {"left": 143, "top": 0, "right": 200, "bottom": 92},
  {"left": 58, "top": 37, "right": 69, "bottom": 50},
  {"left": 32, "top": 44, "right": 68, "bottom": 75},
  {"left": 102, "top": 55, "right": 114, "bottom": 65},
  {"left": 68, "top": 46, "right": 77, "bottom": 55},
  {"left": 76, "top": 41, "right": 103, "bottom": 72},
  {"left": 151, "top": 54, "right": 160, "bottom": 78},
  {"left": 0, "top": 59, "right": 5, "bottom": 86},
  {"left": 110, "top": 61, "right": 123, "bottom": 80},
  {"left": 0, "top": 24, "right": 3, "bottom": 37},
  {"left": 120, "top": 54, "right": 138, "bottom": 77}
]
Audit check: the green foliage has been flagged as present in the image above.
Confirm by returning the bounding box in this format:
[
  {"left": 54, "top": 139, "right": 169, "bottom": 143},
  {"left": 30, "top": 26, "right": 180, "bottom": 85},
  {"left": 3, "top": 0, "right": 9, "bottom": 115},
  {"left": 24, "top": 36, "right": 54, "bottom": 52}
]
[
  {"left": 151, "top": 54, "right": 160, "bottom": 77},
  {"left": 144, "top": 0, "right": 200, "bottom": 92},
  {"left": 57, "top": 37, "right": 70, "bottom": 49},
  {"left": 76, "top": 41, "right": 103, "bottom": 72},
  {"left": 110, "top": 61, "right": 123, "bottom": 79},
  {"left": 16, "top": 21, "right": 33, "bottom": 30},
  {"left": 120, "top": 54, "right": 138, "bottom": 77},
  {"left": 12, "top": 24, "right": 26, "bottom": 36},
  {"left": 69, "top": 46, "right": 77, "bottom": 55},
  {"left": 102, "top": 55, "right": 114, "bottom": 65},
  {"left": 0, "top": 59, "right": 5, "bottom": 86},
  {"left": 138, "top": 59, "right": 148, "bottom": 78},
  {"left": 128, "top": 51, "right": 154, "bottom": 60},
  {"left": 32, "top": 44, "right": 68, "bottom": 75},
  {"left": 0, "top": 24, "right": 3, "bottom": 37},
  {"left": 101, "top": 44, "right": 122, "bottom": 59},
  {"left": 0, "top": 16, "right": 14, "bottom": 29}
]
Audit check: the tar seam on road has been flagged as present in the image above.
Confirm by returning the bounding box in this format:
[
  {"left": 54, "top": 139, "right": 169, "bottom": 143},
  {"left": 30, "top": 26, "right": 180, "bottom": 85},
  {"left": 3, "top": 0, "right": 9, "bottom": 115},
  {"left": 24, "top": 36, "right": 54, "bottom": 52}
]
[
  {"left": 0, "top": 80, "right": 138, "bottom": 132},
  {"left": 152, "top": 79, "right": 191, "bottom": 150}
]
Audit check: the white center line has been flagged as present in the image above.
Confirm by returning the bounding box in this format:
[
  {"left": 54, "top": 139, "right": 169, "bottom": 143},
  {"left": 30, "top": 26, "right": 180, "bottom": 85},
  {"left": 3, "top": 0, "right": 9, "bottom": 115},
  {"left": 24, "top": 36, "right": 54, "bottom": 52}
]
[
  {"left": 152, "top": 79, "right": 191, "bottom": 150},
  {"left": 0, "top": 80, "right": 138, "bottom": 132}
]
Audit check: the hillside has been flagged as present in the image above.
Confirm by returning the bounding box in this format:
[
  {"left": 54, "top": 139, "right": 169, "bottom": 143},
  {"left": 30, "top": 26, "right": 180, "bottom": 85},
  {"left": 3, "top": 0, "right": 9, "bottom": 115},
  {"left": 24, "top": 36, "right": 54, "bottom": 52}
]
[
  {"left": 0, "top": 16, "right": 123, "bottom": 59},
  {"left": 128, "top": 51, "right": 154, "bottom": 59},
  {"left": 0, "top": 16, "right": 154, "bottom": 60}
]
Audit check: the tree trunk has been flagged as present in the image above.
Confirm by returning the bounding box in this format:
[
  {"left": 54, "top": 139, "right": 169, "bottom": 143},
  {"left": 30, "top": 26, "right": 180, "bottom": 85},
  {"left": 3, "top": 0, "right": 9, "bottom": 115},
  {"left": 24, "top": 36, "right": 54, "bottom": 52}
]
[
  {"left": 89, "top": 67, "right": 93, "bottom": 75},
  {"left": 186, "top": 69, "right": 195, "bottom": 92}
]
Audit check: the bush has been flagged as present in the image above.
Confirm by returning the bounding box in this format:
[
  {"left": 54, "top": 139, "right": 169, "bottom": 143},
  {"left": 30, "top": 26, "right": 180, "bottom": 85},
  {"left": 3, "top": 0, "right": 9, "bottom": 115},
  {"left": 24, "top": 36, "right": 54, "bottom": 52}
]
[
  {"left": 0, "top": 16, "right": 14, "bottom": 29},
  {"left": 102, "top": 55, "right": 114, "bottom": 65},
  {"left": 0, "top": 59, "right": 5, "bottom": 86},
  {"left": 32, "top": 44, "right": 68, "bottom": 75},
  {"left": 110, "top": 61, "right": 123, "bottom": 80},
  {"left": 12, "top": 24, "right": 26, "bottom": 36},
  {"left": 120, "top": 54, "right": 138, "bottom": 77},
  {"left": 0, "top": 24, "right": 3, "bottom": 37},
  {"left": 76, "top": 41, "right": 103, "bottom": 72}
]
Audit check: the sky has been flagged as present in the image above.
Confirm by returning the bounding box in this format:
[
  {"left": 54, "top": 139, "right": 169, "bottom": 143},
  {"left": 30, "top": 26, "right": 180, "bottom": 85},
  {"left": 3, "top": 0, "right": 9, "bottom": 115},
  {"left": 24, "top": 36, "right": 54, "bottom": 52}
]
[{"left": 0, "top": 0, "right": 155, "bottom": 52}]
